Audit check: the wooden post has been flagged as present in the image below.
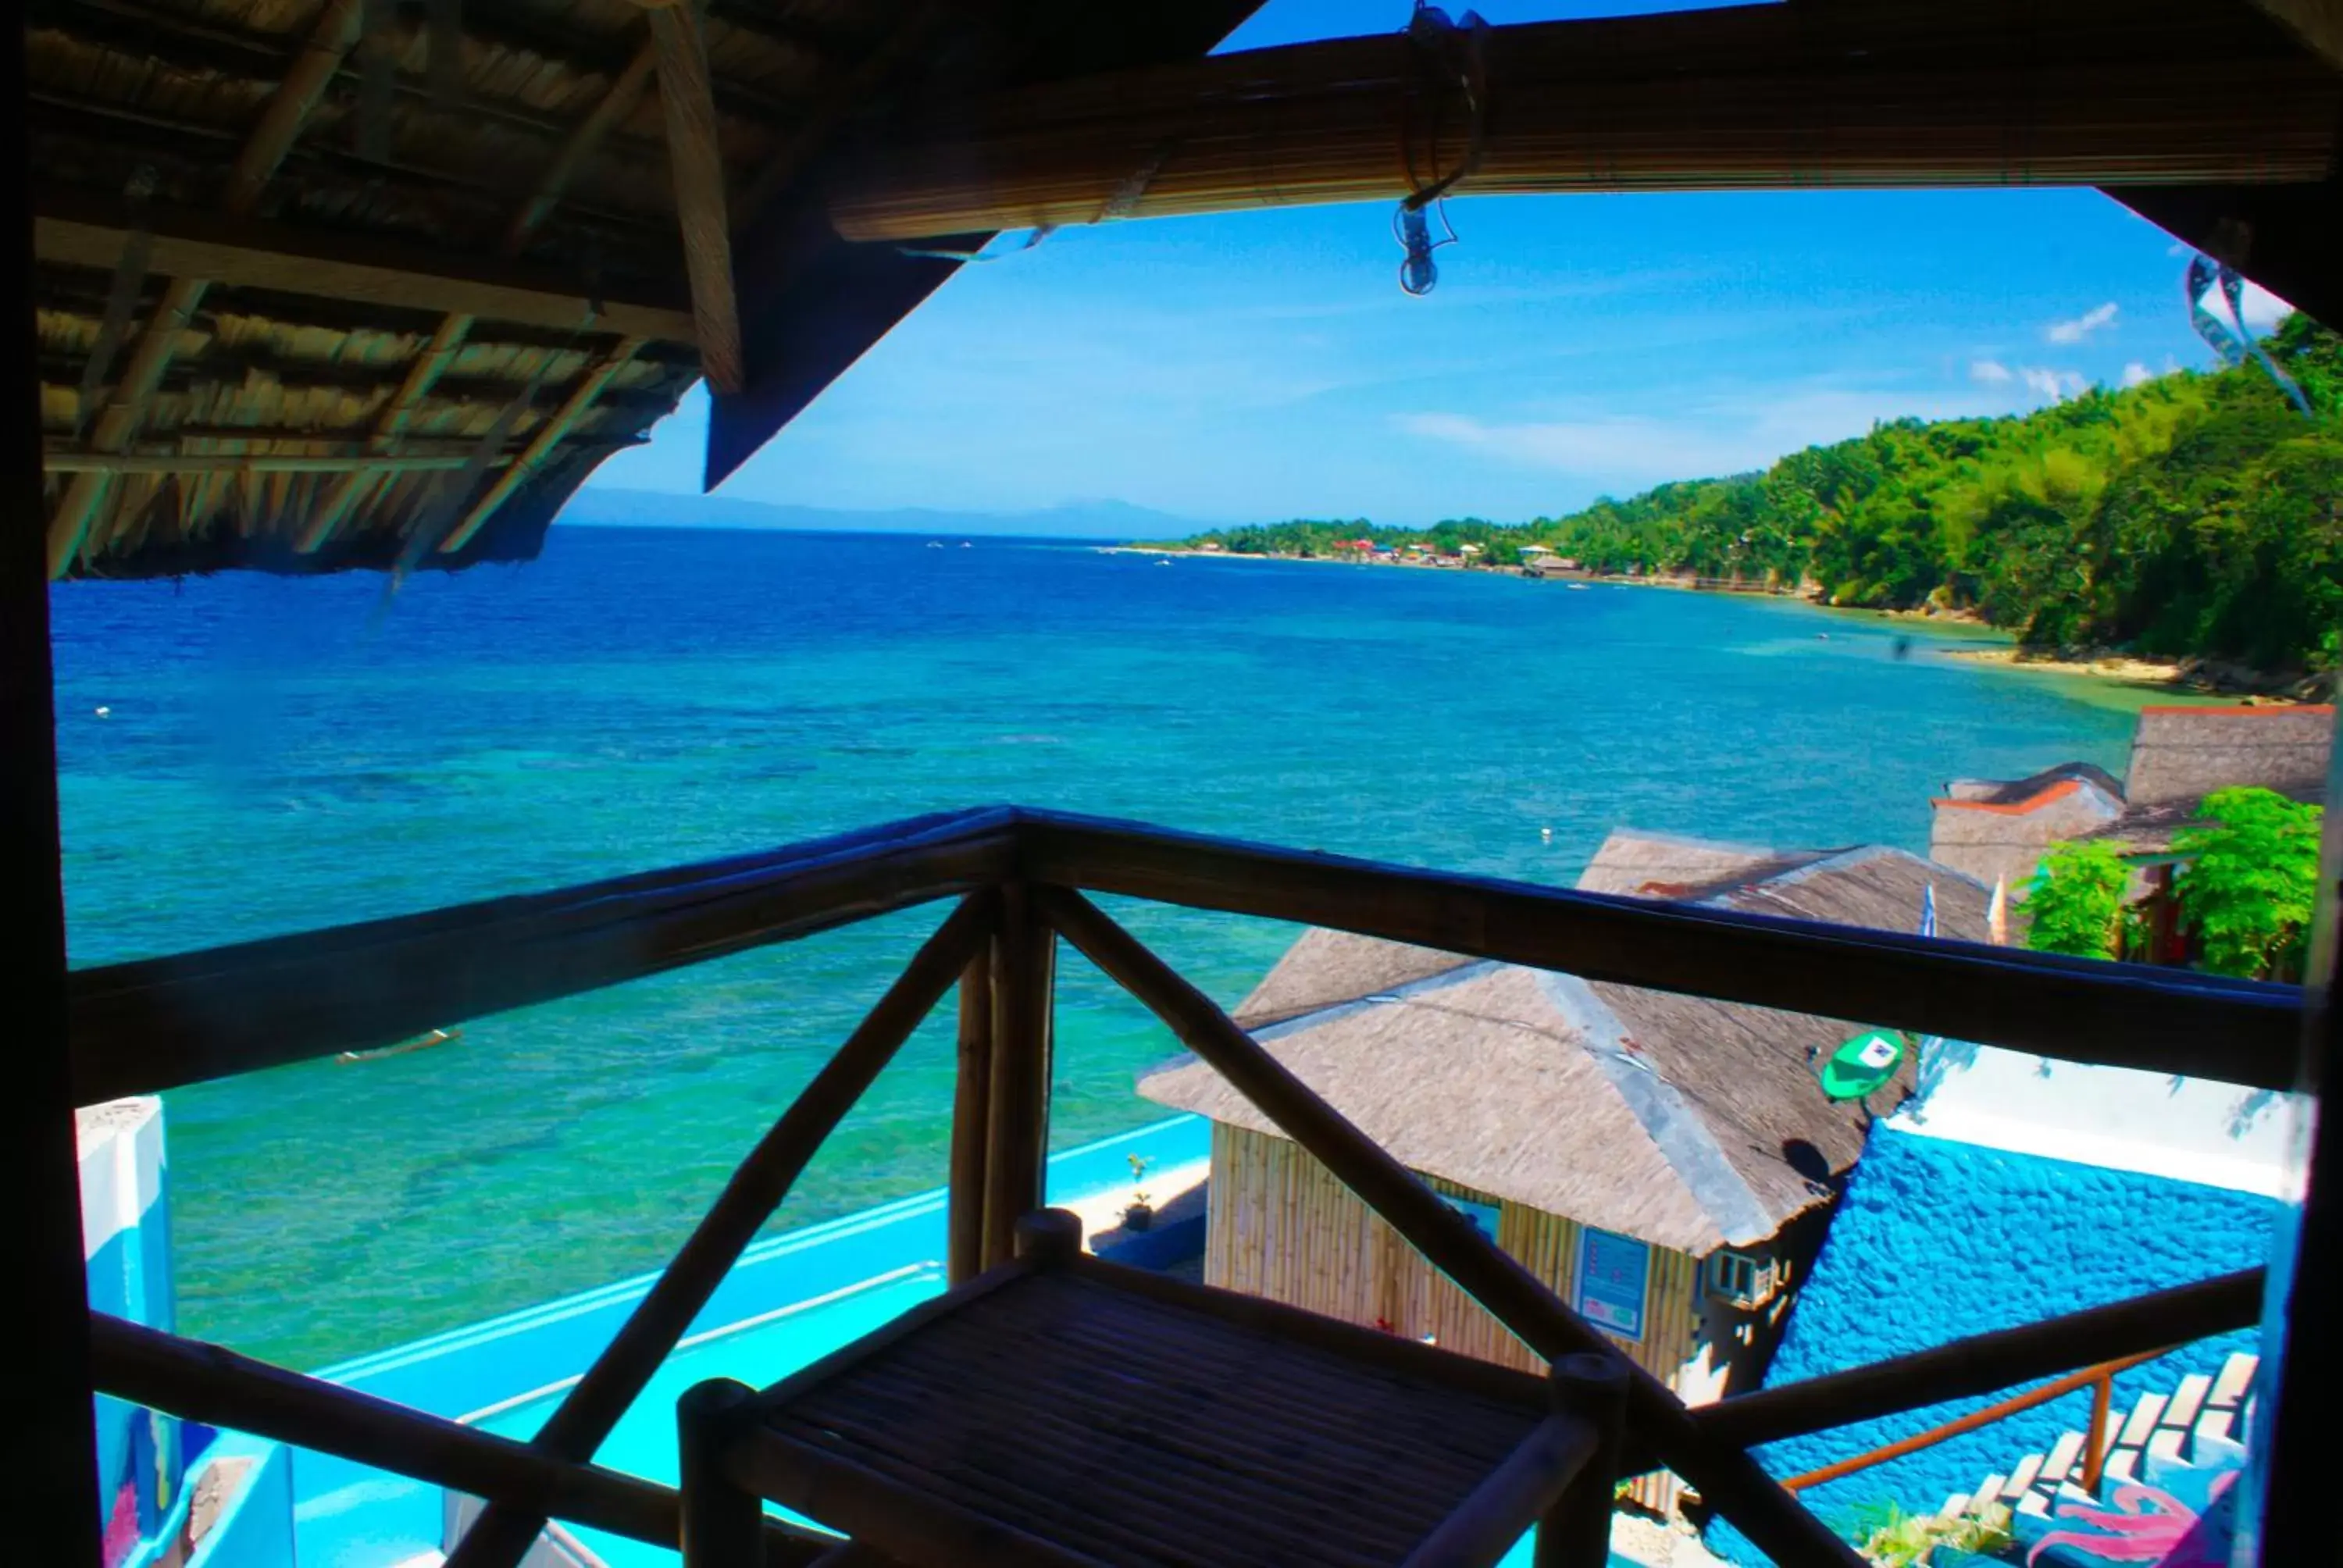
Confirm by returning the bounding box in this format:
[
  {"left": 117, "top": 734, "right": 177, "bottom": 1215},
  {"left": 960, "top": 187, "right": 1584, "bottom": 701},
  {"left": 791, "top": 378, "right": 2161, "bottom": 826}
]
[
  {"left": 677, "top": 1379, "right": 763, "bottom": 1568},
  {"left": 1538, "top": 1355, "right": 1627, "bottom": 1568},
  {"left": 981, "top": 883, "right": 1055, "bottom": 1269},
  {"left": 647, "top": 0, "right": 745, "bottom": 395},
  {"left": 4, "top": 2, "right": 102, "bottom": 1555},
  {"left": 947, "top": 947, "right": 994, "bottom": 1285},
  {"left": 1013, "top": 1207, "right": 1084, "bottom": 1266}
]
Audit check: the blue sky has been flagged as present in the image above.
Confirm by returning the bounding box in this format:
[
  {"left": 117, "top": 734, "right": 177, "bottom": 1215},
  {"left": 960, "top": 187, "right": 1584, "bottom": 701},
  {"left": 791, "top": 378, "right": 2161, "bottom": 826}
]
[{"left": 585, "top": 0, "right": 2288, "bottom": 528}]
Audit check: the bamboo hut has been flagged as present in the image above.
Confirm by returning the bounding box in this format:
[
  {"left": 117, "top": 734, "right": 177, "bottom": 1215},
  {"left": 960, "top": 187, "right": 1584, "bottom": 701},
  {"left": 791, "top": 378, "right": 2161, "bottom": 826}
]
[
  {"left": 1931, "top": 705, "right": 2334, "bottom": 892},
  {"left": 1139, "top": 832, "right": 1991, "bottom": 1514}
]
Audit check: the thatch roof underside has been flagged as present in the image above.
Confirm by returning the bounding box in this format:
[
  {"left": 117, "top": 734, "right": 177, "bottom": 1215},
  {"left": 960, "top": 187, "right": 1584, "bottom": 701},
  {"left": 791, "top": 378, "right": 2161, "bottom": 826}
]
[
  {"left": 28, "top": 0, "right": 1261, "bottom": 579},
  {"left": 1140, "top": 832, "right": 1991, "bottom": 1255},
  {"left": 27, "top": 0, "right": 2343, "bottom": 580}
]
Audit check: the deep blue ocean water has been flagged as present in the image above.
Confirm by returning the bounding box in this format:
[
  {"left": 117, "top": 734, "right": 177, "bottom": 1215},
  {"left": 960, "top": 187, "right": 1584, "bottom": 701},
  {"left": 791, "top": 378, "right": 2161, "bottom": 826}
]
[{"left": 51, "top": 526, "right": 2156, "bottom": 1367}]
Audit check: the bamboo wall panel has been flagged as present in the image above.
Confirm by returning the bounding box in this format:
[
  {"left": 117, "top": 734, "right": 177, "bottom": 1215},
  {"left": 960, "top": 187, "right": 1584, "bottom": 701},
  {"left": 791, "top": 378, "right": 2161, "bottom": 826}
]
[{"left": 1207, "top": 1125, "right": 1708, "bottom": 1512}]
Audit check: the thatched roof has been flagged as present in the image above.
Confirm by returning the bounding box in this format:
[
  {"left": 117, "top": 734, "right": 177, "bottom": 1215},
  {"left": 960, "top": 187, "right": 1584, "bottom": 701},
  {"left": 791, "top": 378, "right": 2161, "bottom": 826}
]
[
  {"left": 2123, "top": 704, "right": 2334, "bottom": 813},
  {"left": 1938, "top": 762, "right": 2125, "bottom": 809},
  {"left": 1139, "top": 831, "right": 1991, "bottom": 1255},
  {"left": 28, "top": 0, "right": 1257, "bottom": 579},
  {"left": 31, "top": 3, "right": 2343, "bottom": 583}
]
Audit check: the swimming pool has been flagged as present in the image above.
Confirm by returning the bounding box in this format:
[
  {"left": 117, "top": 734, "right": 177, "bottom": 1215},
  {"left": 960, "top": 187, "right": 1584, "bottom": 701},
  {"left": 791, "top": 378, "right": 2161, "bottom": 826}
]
[{"left": 470, "top": 1266, "right": 947, "bottom": 1565}]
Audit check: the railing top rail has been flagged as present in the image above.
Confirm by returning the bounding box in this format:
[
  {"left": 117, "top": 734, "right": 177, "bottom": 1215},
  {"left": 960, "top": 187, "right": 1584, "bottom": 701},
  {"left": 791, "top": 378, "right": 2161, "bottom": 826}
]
[
  {"left": 69, "top": 806, "right": 1019, "bottom": 1103},
  {"left": 1013, "top": 807, "right": 2303, "bottom": 1090},
  {"left": 69, "top": 804, "right": 2306, "bottom": 1104}
]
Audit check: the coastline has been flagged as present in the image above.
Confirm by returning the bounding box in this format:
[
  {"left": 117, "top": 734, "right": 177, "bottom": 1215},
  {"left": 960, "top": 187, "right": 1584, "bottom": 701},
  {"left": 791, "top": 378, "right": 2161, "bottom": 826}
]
[{"left": 1116, "top": 543, "right": 2322, "bottom": 703}]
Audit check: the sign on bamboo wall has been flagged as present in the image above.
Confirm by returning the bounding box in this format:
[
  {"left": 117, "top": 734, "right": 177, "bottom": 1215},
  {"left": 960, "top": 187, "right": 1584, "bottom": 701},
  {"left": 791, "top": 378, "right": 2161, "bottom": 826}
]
[{"left": 1205, "top": 1123, "right": 1704, "bottom": 1514}]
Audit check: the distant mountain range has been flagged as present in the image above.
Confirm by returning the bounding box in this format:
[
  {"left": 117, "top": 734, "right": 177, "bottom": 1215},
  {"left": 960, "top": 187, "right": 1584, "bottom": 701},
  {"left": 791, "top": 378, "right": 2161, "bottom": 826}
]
[{"left": 558, "top": 487, "right": 1211, "bottom": 541}]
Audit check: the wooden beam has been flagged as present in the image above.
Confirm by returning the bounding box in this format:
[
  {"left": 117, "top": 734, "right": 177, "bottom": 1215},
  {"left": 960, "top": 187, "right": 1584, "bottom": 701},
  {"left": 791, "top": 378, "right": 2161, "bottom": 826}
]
[
  {"left": 1013, "top": 807, "right": 2302, "bottom": 1089},
  {"left": 508, "top": 37, "right": 662, "bottom": 257},
  {"left": 947, "top": 940, "right": 994, "bottom": 1285},
  {"left": 34, "top": 204, "right": 697, "bottom": 344},
  {"left": 302, "top": 31, "right": 664, "bottom": 556},
  {"left": 88, "top": 1315, "right": 831, "bottom": 1565},
  {"left": 648, "top": 2, "right": 744, "bottom": 395},
  {"left": 437, "top": 336, "right": 646, "bottom": 555},
  {"left": 979, "top": 883, "right": 1054, "bottom": 1270},
  {"left": 67, "top": 807, "right": 1019, "bottom": 1103},
  {"left": 2, "top": 2, "right": 102, "bottom": 1552},
  {"left": 295, "top": 313, "right": 475, "bottom": 552},
  {"left": 827, "top": 0, "right": 2341, "bottom": 242},
  {"left": 2252, "top": 0, "right": 2343, "bottom": 69},
  {"left": 45, "top": 0, "right": 364, "bottom": 577},
  {"left": 729, "top": 2, "right": 946, "bottom": 230},
  {"left": 1032, "top": 886, "right": 1865, "bottom": 1568},
  {"left": 448, "top": 896, "right": 995, "bottom": 1568},
  {"left": 1682, "top": 1268, "right": 2264, "bottom": 1456},
  {"left": 47, "top": 447, "right": 512, "bottom": 475}
]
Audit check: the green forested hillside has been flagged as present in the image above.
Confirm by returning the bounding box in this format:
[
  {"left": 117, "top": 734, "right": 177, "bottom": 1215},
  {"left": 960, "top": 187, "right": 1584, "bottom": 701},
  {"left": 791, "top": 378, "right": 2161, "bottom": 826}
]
[{"left": 1178, "top": 316, "right": 2343, "bottom": 672}]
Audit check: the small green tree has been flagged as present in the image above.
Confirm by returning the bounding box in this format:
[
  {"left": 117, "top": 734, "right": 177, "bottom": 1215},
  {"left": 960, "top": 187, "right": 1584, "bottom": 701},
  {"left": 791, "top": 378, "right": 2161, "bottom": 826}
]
[
  {"left": 2026, "top": 839, "right": 2133, "bottom": 960},
  {"left": 2174, "top": 786, "right": 2324, "bottom": 979}
]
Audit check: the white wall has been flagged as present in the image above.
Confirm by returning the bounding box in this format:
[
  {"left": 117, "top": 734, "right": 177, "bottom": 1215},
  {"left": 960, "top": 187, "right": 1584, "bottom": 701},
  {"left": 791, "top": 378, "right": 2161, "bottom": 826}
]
[{"left": 1892, "top": 1042, "right": 2298, "bottom": 1198}]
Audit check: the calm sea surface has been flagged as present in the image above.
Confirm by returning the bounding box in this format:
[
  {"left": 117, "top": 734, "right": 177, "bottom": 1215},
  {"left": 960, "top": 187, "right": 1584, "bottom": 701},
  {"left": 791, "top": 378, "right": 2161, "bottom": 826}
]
[{"left": 52, "top": 526, "right": 2152, "bottom": 1367}]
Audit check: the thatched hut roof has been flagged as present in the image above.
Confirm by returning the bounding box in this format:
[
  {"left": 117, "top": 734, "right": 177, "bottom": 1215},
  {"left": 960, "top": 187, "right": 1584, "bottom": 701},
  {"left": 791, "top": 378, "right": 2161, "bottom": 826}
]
[
  {"left": 1139, "top": 831, "right": 1991, "bottom": 1255},
  {"left": 28, "top": 0, "right": 1256, "bottom": 579},
  {"left": 2123, "top": 704, "right": 2334, "bottom": 813}
]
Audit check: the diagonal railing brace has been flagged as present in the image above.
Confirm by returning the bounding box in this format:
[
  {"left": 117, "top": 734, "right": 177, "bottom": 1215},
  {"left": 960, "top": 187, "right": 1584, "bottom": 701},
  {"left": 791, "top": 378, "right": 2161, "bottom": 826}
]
[{"left": 450, "top": 891, "right": 997, "bottom": 1568}]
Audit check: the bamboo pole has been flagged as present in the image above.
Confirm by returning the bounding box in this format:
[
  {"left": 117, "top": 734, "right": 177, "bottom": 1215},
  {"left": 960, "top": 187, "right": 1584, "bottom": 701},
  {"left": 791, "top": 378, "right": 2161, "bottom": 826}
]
[
  {"left": 1688, "top": 1267, "right": 2262, "bottom": 1453},
  {"left": 46, "top": 0, "right": 366, "bottom": 577},
  {"left": 439, "top": 337, "right": 645, "bottom": 556},
  {"left": 1015, "top": 807, "right": 2298, "bottom": 1089},
  {"left": 1032, "top": 886, "right": 1865, "bottom": 1568},
  {"left": 947, "top": 945, "right": 995, "bottom": 1284},
  {"left": 445, "top": 893, "right": 993, "bottom": 1568},
  {"left": 677, "top": 1380, "right": 764, "bottom": 1568},
  {"left": 648, "top": 2, "right": 744, "bottom": 396},
  {"left": 88, "top": 1314, "right": 829, "bottom": 1563},
  {"left": 303, "top": 31, "right": 661, "bottom": 556},
  {"left": 827, "top": 0, "right": 2339, "bottom": 243},
  {"left": 69, "top": 805, "right": 1017, "bottom": 1104},
  {"left": 1536, "top": 1356, "right": 1629, "bottom": 1568},
  {"left": 980, "top": 882, "right": 1056, "bottom": 1269}
]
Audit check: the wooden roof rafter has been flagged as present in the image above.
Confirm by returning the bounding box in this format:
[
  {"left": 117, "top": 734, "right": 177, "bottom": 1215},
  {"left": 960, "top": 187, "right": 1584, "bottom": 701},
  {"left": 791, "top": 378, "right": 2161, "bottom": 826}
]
[{"left": 823, "top": 0, "right": 2341, "bottom": 244}]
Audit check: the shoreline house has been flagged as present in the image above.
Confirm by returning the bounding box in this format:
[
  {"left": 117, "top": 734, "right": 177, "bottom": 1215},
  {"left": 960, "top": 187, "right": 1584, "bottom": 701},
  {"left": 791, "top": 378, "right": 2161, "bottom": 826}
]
[
  {"left": 1930, "top": 704, "right": 2333, "bottom": 901},
  {"left": 1139, "top": 829, "right": 1988, "bottom": 1514}
]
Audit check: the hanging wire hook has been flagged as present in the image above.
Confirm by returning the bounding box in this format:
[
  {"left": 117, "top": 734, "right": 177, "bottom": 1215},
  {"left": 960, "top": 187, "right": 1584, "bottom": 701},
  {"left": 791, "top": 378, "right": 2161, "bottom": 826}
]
[{"left": 1392, "top": 4, "right": 1490, "bottom": 297}]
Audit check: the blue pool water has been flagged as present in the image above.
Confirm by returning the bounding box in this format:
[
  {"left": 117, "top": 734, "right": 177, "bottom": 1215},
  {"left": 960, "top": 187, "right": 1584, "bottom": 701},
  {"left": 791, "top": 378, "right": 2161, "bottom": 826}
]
[
  {"left": 474, "top": 1268, "right": 946, "bottom": 1566},
  {"left": 50, "top": 525, "right": 2166, "bottom": 1367}
]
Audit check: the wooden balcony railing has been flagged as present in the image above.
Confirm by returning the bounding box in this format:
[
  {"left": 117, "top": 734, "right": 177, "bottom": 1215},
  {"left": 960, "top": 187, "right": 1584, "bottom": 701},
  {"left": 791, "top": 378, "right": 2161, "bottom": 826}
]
[{"left": 70, "top": 806, "right": 2298, "bottom": 1568}]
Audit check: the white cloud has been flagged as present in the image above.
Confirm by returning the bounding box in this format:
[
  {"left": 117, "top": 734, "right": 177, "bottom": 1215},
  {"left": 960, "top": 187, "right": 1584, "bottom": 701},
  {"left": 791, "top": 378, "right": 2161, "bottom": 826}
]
[
  {"left": 2121, "top": 362, "right": 2156, "bottom": 388},
  {"left": 2020, "top": 367, "right": 2088, "bottom": 401},
  {"left": 1390, "top": 385, "right": 2010, "bottom": 483},
  {"left": 2046, "top": 302, "right": 2120, "bottom": 344},
  {"left": 1970, "top": 359, "right": 2013, "bottom": 384},
  {"left": 2236, "top": 280, "right": 2294, "bottom": 330}
]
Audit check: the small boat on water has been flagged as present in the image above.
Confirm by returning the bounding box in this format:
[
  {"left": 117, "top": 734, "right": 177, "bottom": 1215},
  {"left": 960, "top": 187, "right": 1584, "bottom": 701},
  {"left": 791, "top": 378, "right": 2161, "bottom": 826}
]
[
  {"left": 337, "top": 1027, "right": 461, "bottom": 1064},
  {"left": 926, "top": 540, "right": 943, "bottom": 549}
]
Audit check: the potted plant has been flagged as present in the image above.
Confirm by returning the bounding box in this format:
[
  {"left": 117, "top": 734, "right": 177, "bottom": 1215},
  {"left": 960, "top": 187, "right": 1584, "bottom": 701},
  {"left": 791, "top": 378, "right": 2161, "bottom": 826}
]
[{"left": 1123, "top": 1153, "right": 1154, "bottom": 1232}]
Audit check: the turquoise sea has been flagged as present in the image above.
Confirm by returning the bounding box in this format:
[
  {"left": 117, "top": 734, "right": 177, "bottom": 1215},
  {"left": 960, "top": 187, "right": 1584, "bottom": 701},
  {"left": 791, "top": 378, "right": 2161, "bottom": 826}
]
[{"left": 52, "top": 526, "right": 2154, "bottom": 1368}]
